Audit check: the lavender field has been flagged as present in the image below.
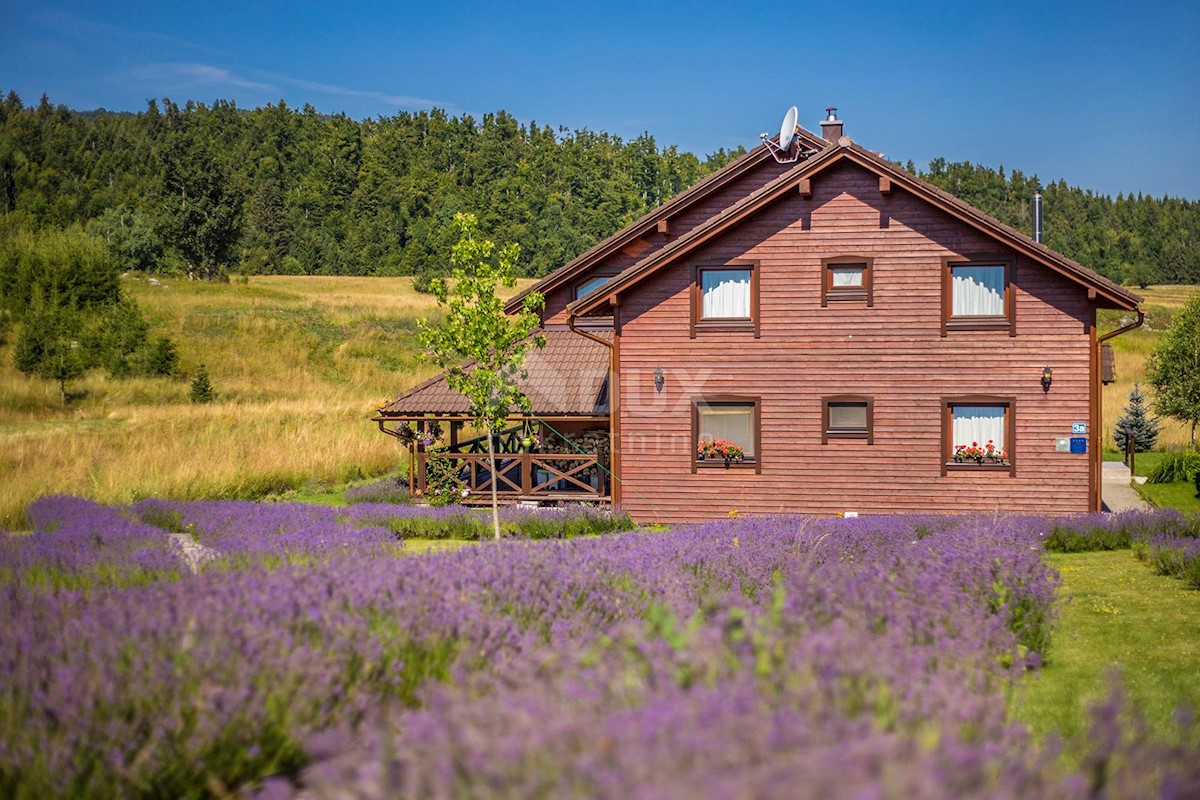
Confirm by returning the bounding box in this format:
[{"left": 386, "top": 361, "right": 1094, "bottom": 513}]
[{"left": 2, "top": 500, "right": 1199, "bottom": 798}]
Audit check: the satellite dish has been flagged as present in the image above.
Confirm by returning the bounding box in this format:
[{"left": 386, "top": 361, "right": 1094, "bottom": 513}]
[{"left": 779, "top": 106, "right": 798, "bottom": 151}]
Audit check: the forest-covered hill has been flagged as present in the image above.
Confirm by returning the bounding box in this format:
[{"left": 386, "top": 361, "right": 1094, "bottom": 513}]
[{"left": 2, "top": 91, "right": 1198, "bottom": 286}]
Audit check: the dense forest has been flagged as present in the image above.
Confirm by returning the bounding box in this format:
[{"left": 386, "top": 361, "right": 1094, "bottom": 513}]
[{"left": 2, "top": 90, "right": 1198, "bottom": 289}]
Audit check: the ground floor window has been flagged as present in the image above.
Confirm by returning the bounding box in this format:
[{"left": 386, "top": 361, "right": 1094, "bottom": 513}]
[
  {"left": 693, "top": 397, "right": 760, "bottom": 472},
  {"left": 943, "top": 397, "right": 1015, "bottom": 475}
]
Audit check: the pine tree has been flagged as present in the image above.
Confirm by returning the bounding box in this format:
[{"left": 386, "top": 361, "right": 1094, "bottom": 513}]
[
  {"left": 189, "top": 363, "right": 214, "bottom": 404},
  {"left": 1113, "top": 382, "right": 1160, "bottom": 452}
]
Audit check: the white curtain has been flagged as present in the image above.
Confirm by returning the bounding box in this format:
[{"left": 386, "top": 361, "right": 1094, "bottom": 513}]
[
  {"left": 831, "top": 266, "right": 863, "bottom": 287},
  {"left": 951, "top": 405, "right": 1005, "bottom": 451},
  {"left": 951, "top": 266, "right": 1004, "bottom": 315},
  {"left": 701, "top": 270, "right": 751, "bottom": 318},
  {"left": 699, "top": 405, "right": 754, "bottom": 456}
]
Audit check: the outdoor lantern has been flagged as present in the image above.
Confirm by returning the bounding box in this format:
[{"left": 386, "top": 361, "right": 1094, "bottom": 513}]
[
  {"left": 654, "top": 367, "right": 665, "bottom": 392},
  {"left": 1041, "top": 366, "right": 1053, "bottom": 393}
]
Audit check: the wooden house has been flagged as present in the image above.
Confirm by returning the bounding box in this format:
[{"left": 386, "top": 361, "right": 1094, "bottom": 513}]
[{"left": 375, "top": 110, "right": 1143, "bottom": 522}]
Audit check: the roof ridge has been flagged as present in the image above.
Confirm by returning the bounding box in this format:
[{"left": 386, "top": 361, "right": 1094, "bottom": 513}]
[
  {"left": 504, "top": 125, "right": 828, "bottom": 313},
  {"left": 570, "top": 142, "right": 1140, "bottom": 315}
]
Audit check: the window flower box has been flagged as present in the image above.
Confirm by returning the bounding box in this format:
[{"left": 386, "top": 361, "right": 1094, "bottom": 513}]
[
  {"left": 952, "top": 440, "right": 1007, "bottom": 465},
  {"left": 697, "top": 436, "right": 745, "bottom": 468}
]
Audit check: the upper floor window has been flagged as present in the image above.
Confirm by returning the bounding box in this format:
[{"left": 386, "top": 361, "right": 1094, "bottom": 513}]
[
  {"left": 573, "top": 275, "right": 610, "bottom": 300},
  {"left": 822, "top": 257, "right": 874, "bottom": 306},
  {"left": 690, "top": 261, "right": 759, "bottom": 337},
  {"left": 942, "top": 258, "right": 1014, "bottom": 335}
]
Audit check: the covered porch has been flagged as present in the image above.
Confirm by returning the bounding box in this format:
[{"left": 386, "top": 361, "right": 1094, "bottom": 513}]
[{"left": 372, "top": 328, "right": 613, "bottom": 505}]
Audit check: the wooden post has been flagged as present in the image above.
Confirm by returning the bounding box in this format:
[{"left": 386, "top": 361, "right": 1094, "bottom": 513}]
[
  {"left": 521, "top": 453, "right": 532, "bottom": 496},
  {"left": 416, "top": 443, "right": 427, "bottom": 494},
  {"left": 1125, "top": 426, "right": 1135, "bottom": 476}
]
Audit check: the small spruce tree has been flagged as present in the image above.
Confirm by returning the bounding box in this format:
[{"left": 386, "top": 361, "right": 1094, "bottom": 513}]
[
  {"left": 189, "top": 363, "right": 214, "bottom": 404},
  {"left": 1113, "top": 382, "right": 1160, "bottom": 452}
]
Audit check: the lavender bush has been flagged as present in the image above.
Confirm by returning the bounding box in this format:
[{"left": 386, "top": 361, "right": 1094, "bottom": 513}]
[
  {"left": 1, "top": 507, "right": 1197, "bottom": 798},
  {"left": 342, "top": 476, "right": 412, "bottom": 505}
]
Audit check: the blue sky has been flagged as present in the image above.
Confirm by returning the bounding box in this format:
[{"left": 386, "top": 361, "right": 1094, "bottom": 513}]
[{"left": 2, "top": 0, "right": 1197, "bottom": 199}]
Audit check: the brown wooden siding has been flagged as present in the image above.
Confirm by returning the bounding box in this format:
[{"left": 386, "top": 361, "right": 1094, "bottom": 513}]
[
  {"left": 543, "top": 158, "right": 795, "bottom": 324},
  {"left": 615, "top": 161, "right": 1095, "bottom": 523}
]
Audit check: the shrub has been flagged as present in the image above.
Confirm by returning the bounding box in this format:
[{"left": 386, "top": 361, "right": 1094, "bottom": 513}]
[{"left": 1147, "top": 449, "right": 1200, "bottom": 484}]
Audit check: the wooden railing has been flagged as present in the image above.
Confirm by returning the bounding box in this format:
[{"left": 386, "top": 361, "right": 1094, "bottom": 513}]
[
  {"left": 453, "top": 424, "right": 527, "bottom": 455},
  {"left": 432, "top": 452, "right": 604, "bottom": 498}
]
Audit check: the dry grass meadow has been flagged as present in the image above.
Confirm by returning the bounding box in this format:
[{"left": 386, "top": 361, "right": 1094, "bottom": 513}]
[
  {"left": 0, "top": 278, "right": 1195, "bottom": 529},
  {"left": 1100, "top": 285, "right": 1200, "bottom": 452},
  {"left": 0, "top": 275, "right": 534, "bottom": 529}
]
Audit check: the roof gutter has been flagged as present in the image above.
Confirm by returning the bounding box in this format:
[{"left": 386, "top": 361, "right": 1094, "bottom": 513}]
[
  {"left": 1098, "top": 308, "right": 1145, "bottom": 343},
  {"left": 567, "top": 313, "right": 614, "bottom": 350}
]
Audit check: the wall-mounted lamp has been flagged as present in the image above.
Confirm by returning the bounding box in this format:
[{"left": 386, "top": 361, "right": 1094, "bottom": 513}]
[
  {"left": 654, "top": 366, "right": 665, "bottom": 392},
  {"left": 1041, "top": 366, "right": 1053, "bottom": 393}
]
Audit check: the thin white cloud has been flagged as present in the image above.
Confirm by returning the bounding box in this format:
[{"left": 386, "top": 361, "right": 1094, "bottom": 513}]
[
  {"left": 121, "top": 63, "right": 276, "bottom": 94},
  {"left": 267, "top": 72, "right": 455, "bottom": 113},
  {"left": 116, "top": 61, "right": 453, "bottom": 115}
]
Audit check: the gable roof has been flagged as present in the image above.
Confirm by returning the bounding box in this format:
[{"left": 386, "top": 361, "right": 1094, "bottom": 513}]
[
  {"left": 375, "top": 328, "right": 611, "bottom": 418},
  {"left": 503, "top": 125, "right": 829, "bottom": 314},
  {"left": 568, "top": 138, "right": 1142, "bottom": 315}
]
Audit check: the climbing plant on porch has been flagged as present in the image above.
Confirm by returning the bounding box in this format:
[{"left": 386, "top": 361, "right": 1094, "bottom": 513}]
[{"left": 418, "top": 213, "right": 545, "bottom": 539}]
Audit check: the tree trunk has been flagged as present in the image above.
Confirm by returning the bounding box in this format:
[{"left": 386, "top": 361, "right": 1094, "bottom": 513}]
[{"left": 486, "top": 424, "right": 501, "bottom": 540}]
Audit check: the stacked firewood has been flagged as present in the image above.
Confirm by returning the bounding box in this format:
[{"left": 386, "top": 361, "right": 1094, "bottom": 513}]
[{"left": 541, "top": 429, "right": 611, "bottom": 470}]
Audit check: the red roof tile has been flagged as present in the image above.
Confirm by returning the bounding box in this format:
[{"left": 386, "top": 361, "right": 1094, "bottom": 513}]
[{"left": 378, "top": 328, "right": 611, "bottom": 418}]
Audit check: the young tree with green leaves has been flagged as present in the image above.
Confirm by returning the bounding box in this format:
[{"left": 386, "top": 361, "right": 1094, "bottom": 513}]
[
  {"left": 1113, "top": 382, "right": 1160, "bottom": 452},
  {"left": 418, "top": 213, "right": 544, "bottom": 539},
  {"left": 1147, "top": 291, "right": 1200, "bottom": 446}
]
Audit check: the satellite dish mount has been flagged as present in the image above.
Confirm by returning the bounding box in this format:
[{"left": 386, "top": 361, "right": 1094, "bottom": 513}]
[{"left": 759, "top": 106, "right": 815, "bottom": 163}]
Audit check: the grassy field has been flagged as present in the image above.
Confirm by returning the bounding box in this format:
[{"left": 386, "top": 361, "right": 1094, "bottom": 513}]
[
  {"left": 0, "top": 279, "right": 1195, "bottom": 529},
  {"left": 0, "top": 275, "right": 535, "bottom": 529},
  {"left": 1015, "top": 549, "right": 1200, "bottom": 742},
  {"left": 1100, "top": 284, "right": 1200, "bottom": 451}
]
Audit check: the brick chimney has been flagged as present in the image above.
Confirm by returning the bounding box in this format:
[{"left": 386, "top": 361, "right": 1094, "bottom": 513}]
[{"left": 820, "top": 107, "right": 843, "bottom": 142}]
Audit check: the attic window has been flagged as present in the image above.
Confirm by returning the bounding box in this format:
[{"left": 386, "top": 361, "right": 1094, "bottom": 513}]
[
  {"left": 574, "top": 275, "right": 610, "bottom": 300},
  {"left": 822, "top": 257, "right": 873, "bottom": 306}
]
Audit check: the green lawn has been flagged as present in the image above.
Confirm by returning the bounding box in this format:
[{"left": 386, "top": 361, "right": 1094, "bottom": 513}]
[
  {"left": 1014, "top": 550, "right": 1200, "bottom": 743},
  {"left": 1102, "top": 450, "right": 1200, "bottom": 513}
]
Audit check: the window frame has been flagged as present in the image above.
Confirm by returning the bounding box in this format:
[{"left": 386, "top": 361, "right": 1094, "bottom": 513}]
[
  {"left": 941, "top": 257, "right": 1015, "bottom": 336},
  {"left": 689, "top": 260, "right": 760, "bottom": 338},
  {"left": 822, "top": 395, "right": 874, "bottom": 444},
  {"left": 692, "top": 395, "right": 762, "bottom": 473},
  {"left": 572, "top": 275, "right": 613, "bottom": 301},
  {"left": 821, "top": 256, "right": 874, "bottom": 307},
  {"left": 941, "top": 396, "right": 1016, "bottom": 476}
]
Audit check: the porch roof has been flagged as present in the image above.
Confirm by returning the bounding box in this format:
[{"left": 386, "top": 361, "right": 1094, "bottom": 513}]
[{"left": 378, "top": 327, "right": 611, "bottom": 418}]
